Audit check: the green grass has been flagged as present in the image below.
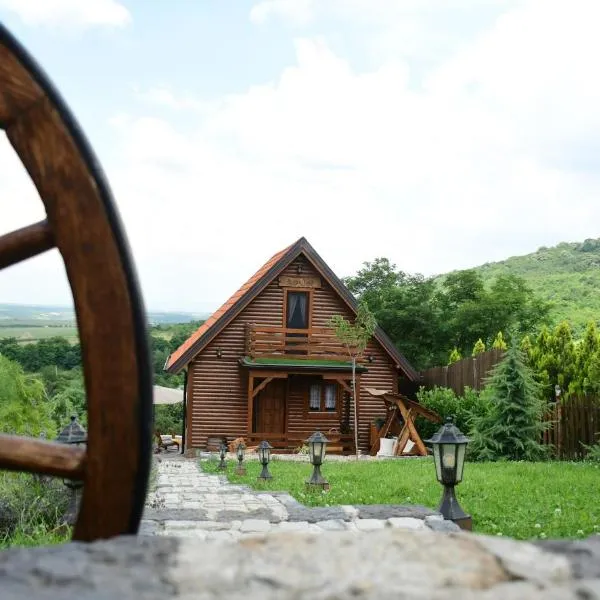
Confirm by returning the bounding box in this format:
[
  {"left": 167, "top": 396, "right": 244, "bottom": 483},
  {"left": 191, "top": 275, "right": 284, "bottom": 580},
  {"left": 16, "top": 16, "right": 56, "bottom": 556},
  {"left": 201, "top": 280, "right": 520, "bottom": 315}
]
[
  {"left": 0, "top": 472, "right": 71, "bottom": 549},
  {"left": 0, "top": 525, "right": 70, "bottom": 549},
  {"left": 204, "top": 457, "right": 600, "bottom": 540}
]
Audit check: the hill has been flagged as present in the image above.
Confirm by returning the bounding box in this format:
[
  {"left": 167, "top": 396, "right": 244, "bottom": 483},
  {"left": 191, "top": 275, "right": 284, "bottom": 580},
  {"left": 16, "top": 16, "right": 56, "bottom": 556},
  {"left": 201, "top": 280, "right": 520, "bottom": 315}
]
[
  {"left": 457, "top": 238, "right": 600, "bottom": 331},
  {"left": 0, "top": 303, "right": 210, "bottom": 343}
]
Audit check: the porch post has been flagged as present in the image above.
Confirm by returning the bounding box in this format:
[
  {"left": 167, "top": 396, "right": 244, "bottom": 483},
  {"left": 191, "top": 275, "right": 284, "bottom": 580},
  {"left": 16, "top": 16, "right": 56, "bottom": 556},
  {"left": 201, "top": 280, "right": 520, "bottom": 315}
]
[
  {"left": 247, "top": 373, "right": 254, "bottom": 436},
  {"left": 355, "top": 373, "right": 362, "bottom": 454}
]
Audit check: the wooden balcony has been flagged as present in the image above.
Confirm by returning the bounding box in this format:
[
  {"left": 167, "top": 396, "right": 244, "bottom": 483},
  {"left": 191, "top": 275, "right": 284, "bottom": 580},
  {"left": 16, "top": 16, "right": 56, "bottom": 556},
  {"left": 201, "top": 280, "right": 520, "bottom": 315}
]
[{"left": 245, "top": 324, "right": 354, "bottom": 362}]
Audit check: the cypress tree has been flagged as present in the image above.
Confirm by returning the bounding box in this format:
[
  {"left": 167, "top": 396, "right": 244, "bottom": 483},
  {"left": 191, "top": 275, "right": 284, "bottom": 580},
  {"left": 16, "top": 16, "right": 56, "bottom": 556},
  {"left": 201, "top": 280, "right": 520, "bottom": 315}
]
[
  {"left": 448, "top": 347, "right": 462, "bottom": 364},
  {"left": 472, "top": 338, "right": 486, "bottom": 356},
  {"left": 469, "top": 341, "right": 547, "bottom": 461}
]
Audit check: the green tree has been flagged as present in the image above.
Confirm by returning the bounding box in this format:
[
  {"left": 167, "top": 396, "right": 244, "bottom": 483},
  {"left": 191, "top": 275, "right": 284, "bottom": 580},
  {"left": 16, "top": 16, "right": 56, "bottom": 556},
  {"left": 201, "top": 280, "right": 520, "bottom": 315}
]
[
  {"left": 469, "top": 343, "right": 547, "bottom": 461},
  {"left": 0, "top": 355, "right": 53, "bottom": 436},
  {"left": 345, "top": 260, "right": 443, "bottom": 368},
  {"left": 472, "top": 339, "right": 486, "bottom": 356},
  {"left": 448, "top": 348, "right": 462, "bottom": 364},
  {"left": 570, "top": 321, "right": 600, "bottom": 395},
  {"left": 492, "top": 331, "right": 508, "bottom": 350},
  {"left": 329, "top": 302, "right": 376, "bottom": 459}
]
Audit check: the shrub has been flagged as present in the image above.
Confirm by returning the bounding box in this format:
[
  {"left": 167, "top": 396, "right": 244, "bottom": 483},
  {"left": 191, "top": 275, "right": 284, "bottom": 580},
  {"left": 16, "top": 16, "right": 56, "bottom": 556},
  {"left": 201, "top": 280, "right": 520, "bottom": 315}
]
[
  {"left": 416, "top": 386, "right": 490, "bottom": 441},
  {"left": 154, "top": 403, "right": 183, "bottom": 435}
]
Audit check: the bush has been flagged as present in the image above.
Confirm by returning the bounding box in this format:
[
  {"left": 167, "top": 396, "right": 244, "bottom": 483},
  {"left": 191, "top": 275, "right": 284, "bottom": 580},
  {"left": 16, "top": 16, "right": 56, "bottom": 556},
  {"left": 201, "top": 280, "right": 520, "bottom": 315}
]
[
  {"left": 154, "top": 403, "right": 183, "bottom": 435},
  {"left": 415, "top": 386, "right": 491, "bottom": 441}
]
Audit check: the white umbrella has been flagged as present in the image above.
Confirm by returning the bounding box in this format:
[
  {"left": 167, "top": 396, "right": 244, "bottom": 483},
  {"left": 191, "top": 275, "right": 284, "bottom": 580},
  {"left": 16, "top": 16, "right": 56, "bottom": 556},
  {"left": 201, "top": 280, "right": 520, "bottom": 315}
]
[{"left": 153, "top": 385, "right": 184, "bottom": 405}]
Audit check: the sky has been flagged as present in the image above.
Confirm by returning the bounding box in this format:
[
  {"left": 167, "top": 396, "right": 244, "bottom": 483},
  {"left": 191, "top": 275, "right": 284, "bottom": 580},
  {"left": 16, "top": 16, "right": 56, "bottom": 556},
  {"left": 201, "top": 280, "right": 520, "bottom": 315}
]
[{"left": 1, "top": 0, "right": 600, "bottom": 313}]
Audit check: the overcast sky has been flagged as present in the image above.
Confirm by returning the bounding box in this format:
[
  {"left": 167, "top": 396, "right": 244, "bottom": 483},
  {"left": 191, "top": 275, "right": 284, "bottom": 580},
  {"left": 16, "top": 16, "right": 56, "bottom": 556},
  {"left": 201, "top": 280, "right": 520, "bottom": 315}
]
[{"left": 1, "top": 0, "right": 599, "bottom": 313}]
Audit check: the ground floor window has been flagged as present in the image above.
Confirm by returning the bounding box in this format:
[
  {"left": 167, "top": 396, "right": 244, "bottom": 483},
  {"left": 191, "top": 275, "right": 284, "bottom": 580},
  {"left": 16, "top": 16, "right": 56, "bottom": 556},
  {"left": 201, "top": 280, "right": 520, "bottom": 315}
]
[{"left": 308, "top": 382, "right": 338, "bottom": 412}]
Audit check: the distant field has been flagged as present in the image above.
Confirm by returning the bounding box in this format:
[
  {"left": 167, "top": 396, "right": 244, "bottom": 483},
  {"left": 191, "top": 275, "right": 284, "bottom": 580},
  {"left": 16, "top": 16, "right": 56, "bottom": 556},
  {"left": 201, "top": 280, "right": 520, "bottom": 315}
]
[{"left": 0, "top": 325, "right": 79, "bottom": 343}]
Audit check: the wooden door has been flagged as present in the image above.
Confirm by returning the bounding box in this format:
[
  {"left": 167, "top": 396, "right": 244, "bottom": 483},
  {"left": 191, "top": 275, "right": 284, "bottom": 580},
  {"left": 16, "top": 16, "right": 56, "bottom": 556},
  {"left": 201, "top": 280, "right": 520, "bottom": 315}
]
[{"left": 256, "top": 379, "right": 286, "bottom": 433}]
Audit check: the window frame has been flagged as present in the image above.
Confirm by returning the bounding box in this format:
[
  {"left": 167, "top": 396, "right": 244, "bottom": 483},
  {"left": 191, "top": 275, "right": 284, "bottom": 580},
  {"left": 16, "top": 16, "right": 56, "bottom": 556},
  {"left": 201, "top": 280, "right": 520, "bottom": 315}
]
[
  {"left": 306, "top": 380, "right": 340, "bottom": 418},
  {"left": 283, "top": 288, "right": 313, "bottom": 331}
]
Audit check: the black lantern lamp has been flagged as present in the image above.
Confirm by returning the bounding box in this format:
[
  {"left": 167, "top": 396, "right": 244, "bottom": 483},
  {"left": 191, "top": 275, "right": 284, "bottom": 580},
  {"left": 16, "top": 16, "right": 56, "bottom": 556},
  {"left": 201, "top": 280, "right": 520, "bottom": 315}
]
[
  {"left": 56, "top": 415, "right": 87, "bottom": 525},
  {"left": 235, "top": 441, "right": 246, "bottom": 475},
  {"left": 257, "top": 440, "right": 273, "bottom": 480},
  {"left": 218, "top": 440, "right": 228, "bottom": 470},
  {"left": 426, "top": 417, "right": 472, "bottom": 530},
  {"left": 57, "top": 415, "right": 87, "bottom": 489},
  {"left": 306, "top": 431, "right": 330, "bottom": 490}
]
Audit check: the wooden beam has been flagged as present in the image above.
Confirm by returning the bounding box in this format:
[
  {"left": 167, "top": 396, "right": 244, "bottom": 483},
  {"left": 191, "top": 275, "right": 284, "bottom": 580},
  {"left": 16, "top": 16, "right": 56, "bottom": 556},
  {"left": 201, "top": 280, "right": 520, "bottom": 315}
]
[
  {"left": 0, "top": 220, "right": 54, "bottom": 270},
  {"left": 0, "top": 435, "right": 85, "bottom": 479},
  {"left": 322, "top": 374, "right": 353, "bottom": 394},
  {"left": 252, "top": 376, "right": 274, "bottom": 399},
  {"left": 247, "top": 374, "right": 254, "bottom": 435}
]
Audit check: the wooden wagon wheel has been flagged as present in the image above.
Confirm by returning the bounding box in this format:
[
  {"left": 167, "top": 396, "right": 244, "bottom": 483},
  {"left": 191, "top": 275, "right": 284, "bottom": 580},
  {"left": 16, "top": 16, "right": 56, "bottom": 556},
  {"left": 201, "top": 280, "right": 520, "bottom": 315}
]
[{"left": 0, "top": 26, "right": 153, "bottom": 541}]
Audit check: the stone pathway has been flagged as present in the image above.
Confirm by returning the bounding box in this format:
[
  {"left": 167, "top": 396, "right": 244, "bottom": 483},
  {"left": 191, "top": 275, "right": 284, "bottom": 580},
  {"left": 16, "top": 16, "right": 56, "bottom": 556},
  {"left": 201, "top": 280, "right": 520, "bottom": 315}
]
[{"left": 140, "top": 455, "right": 458, "bottom": 541}]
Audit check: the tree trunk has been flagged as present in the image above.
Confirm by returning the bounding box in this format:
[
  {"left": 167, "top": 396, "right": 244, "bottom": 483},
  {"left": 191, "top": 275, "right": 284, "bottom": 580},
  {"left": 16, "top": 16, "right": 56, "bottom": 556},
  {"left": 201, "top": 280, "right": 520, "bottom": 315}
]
[{"left": 352, "top": 357, "right": 358, "bottom": 460}]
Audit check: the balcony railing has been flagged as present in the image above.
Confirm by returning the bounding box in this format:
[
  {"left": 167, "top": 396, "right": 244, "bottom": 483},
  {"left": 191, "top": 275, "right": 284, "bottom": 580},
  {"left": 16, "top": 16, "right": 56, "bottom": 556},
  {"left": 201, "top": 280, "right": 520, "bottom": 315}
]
[{"left": 245, "top": 324, "right": 355, "bottom": 362}]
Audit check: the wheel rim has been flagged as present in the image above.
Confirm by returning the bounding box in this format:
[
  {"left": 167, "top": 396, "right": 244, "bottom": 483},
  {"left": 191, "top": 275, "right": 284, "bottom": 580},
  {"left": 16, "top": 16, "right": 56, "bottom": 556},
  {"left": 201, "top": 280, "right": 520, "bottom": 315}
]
[{"left": 0, "top": 25, "right": 153, "bottom": 541}]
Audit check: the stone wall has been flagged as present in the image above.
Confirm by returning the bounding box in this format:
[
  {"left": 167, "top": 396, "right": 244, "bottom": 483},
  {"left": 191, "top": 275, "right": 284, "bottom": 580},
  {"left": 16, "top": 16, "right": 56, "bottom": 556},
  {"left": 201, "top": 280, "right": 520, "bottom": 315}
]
[{"left": 1, "top": 530, "right": 599, "bottom": 599}]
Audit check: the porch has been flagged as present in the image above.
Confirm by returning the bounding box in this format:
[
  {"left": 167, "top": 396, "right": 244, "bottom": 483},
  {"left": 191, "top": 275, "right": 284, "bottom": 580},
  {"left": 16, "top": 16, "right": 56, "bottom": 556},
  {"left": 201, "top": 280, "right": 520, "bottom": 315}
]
[{"left": 242, "top": 364, "right": 365, "bottom": 455}]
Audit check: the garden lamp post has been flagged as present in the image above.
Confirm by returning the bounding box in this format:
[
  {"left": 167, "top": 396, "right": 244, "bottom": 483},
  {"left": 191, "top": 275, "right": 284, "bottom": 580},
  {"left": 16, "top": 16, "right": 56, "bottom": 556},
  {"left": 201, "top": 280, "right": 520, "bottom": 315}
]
[
  {"left": 426, "top": 417, "right": 472, "bottom": 531},
  {"left": 218, "top": 440, "right": 228, "bottom": 470},
  {"left": 235, "top": 441, "right": 246, "bottom": 475},
  {"left": 56, "top": 415, "right": 87, "bottom": 525},
  {"left": 306, "top": 431, "right": 330, "bottom": 490},
  {"left": 257, "top": 440, "right": 273, "bottom": 480}
]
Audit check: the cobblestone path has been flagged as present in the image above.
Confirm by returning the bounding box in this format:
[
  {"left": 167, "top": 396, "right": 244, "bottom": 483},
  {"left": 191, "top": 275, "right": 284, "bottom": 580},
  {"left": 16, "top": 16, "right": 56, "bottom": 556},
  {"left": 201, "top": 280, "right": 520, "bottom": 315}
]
[{"left": 140, "top": 455, "right": 458, "bottom": 541}]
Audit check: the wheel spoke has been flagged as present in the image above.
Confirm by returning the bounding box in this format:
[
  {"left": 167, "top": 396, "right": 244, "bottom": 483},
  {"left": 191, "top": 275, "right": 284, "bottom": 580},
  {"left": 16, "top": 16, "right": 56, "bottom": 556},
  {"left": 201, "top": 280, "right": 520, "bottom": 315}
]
[
  {"left": 0, "top": 219, "right": 54, "bottom": 270},
  {"left": 0, "top": 435, "right": 85, "bottom": 479}
]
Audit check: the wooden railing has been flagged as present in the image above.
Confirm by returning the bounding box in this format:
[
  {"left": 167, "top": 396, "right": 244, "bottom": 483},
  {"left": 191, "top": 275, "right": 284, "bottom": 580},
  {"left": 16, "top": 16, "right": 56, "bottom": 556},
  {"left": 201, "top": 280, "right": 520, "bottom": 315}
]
[{"left": 245, "top": 324, "right": 354, "bottom": 362}]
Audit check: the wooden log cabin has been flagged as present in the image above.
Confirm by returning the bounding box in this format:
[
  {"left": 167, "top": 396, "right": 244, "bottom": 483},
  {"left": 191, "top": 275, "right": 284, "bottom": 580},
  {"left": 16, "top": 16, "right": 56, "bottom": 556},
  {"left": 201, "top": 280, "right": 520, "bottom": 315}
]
[{"left": 165, "top": 237, "right": 418, "bottom": 454}]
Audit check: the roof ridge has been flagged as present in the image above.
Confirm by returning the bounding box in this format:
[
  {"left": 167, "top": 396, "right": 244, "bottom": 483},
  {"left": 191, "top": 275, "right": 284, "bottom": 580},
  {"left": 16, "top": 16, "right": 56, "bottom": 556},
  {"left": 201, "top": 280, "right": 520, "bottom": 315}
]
[
  {"left": 165, "top": 237, "right": 418, "bottom": 381},
  {"left": 165, "top": 239, "right": 299, "bottom": 371}
]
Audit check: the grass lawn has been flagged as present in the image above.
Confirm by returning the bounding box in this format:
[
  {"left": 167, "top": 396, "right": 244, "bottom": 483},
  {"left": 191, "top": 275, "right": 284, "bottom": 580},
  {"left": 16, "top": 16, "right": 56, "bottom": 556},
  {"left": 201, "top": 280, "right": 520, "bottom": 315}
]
[{"left": 203, "top": 457, "right": 600, "bottom": 540}]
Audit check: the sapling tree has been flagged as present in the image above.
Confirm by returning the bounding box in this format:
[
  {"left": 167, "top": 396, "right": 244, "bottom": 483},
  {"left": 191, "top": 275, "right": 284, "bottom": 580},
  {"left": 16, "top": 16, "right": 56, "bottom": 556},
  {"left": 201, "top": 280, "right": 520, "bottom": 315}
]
[{"left": 328, "top": 302, "right": 376, "bottom": 459}]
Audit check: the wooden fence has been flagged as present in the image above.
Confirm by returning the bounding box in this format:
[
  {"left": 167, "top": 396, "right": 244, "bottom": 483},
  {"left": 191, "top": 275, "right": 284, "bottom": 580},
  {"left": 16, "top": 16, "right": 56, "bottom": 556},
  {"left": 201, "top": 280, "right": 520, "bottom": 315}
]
[
  {"left": 419, "top": 349, "right": 504, "bottom": 396},
  {"left": 420, "top": 352, "right": 600, "bottom": 460},
  {"left": 543, "top": 395, "right": 600, "bottom": 459}
]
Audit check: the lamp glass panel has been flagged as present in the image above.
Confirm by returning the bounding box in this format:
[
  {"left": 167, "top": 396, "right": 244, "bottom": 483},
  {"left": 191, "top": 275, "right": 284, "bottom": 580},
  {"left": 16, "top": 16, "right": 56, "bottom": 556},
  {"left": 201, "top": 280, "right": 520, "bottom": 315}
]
[
  {"left": 441, "top": 444, "right": 456, "bottom": 468},
  {"left": 456, "top": 444, "right": 467, "bottom": 482},
  {"left": 432, "top": 445, "right": 442, "bottom": 482},
  {"left": 312, "top": 441, "right": 324, "bottom": 462}
]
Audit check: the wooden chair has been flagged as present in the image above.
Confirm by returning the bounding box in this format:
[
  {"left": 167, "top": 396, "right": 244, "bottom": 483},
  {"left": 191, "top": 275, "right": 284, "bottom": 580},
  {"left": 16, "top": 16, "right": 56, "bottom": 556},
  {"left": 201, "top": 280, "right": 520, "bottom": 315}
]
[
  {"left": 154, "top": 432, "right": 180, "bottom": 453},
  {"left": 0, "top": 26, "right": 153, "bottom": 541}
]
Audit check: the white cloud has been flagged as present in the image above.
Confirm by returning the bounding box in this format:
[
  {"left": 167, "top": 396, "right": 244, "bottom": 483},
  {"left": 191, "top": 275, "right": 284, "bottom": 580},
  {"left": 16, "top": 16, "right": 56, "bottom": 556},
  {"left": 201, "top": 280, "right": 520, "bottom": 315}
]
[
  {"left": 4, "top": 0, "right": 600, "bottom": 312},
  {"left": 250, "top": 0, "right": 314, "bottom": 25},
  {"left": 0, "top": 0, "right": 130, "bottom": 29}
]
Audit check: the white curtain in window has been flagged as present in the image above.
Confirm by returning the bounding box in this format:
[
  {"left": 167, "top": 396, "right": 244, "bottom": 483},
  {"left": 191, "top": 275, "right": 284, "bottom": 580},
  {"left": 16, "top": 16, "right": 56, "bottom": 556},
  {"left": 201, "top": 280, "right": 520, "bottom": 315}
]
[
  {"left": 287, "top": 293, "right": 299, "bottom": 327},
  {"left": 309, "top": 384, "right": 321, "bottom": 410},
  {"left": 324, "top": 384, "right": 336, "bottom": 411}
]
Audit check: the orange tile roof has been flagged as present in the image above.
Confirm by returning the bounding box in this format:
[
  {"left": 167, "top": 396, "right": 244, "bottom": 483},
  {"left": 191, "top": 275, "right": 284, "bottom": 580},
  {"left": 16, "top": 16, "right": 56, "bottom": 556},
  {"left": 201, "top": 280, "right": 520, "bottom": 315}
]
[{"left": 165, "top": 241, "right": 295, "bottom": 371}]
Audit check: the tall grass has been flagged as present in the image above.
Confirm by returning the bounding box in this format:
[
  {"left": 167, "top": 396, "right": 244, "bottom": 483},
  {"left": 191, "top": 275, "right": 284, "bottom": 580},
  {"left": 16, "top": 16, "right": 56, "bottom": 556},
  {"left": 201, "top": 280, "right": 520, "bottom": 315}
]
[{"left": 0, "top": 472, "right": 71, "bottom": 548}]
